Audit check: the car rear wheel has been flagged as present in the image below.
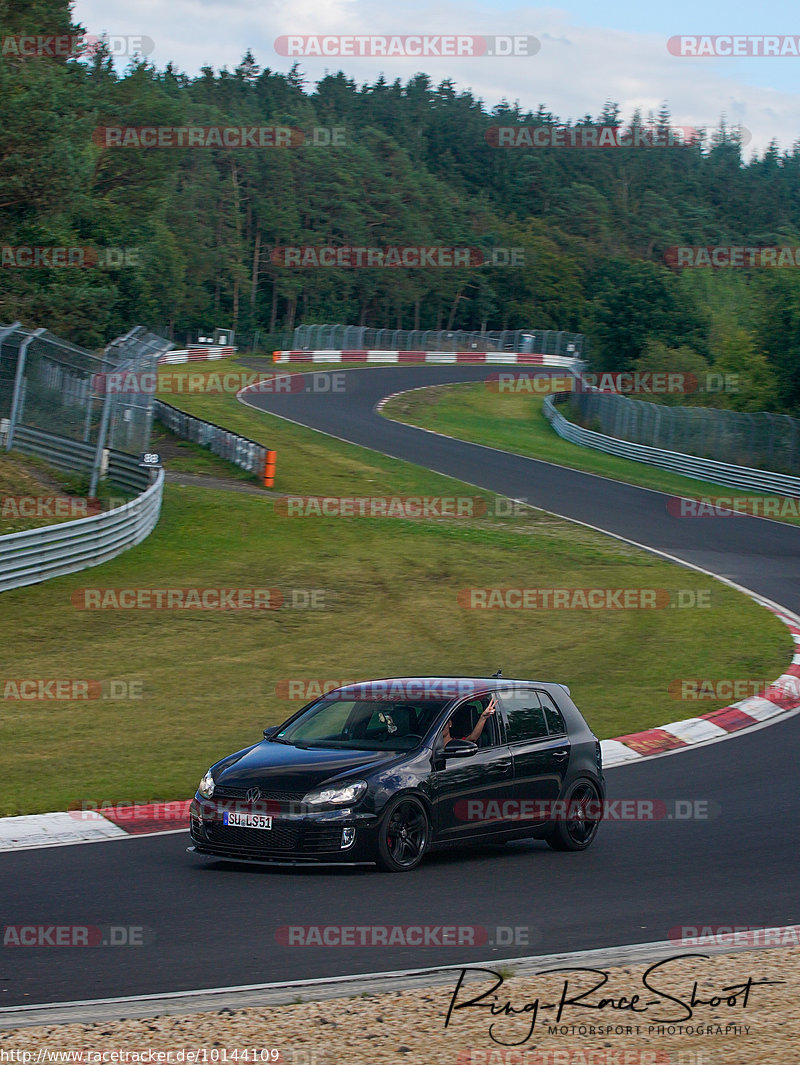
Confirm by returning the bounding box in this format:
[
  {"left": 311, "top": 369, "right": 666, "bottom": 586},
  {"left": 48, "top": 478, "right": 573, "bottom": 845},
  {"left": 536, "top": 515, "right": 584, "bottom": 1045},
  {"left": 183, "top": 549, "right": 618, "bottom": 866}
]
[
  {"left": 376, "top": 795, "right": 430, "bottom": 871},
  {"left": 545, "top": 779, "right": 602, "bottom": 851}
]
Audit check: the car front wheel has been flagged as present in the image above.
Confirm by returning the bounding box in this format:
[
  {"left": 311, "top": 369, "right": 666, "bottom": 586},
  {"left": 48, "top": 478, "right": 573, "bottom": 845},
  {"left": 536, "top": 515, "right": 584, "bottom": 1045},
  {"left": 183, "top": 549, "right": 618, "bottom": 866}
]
[
  {"left": 376, "top": 795, "right": 430, "bottom": 871},
  {"left": 545, "top": 779, "right": 602, "bottom": 851}
]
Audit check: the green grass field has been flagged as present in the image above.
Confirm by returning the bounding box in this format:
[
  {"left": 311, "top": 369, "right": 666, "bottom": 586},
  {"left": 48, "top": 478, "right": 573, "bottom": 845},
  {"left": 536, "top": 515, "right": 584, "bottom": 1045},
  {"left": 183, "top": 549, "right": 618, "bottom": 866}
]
[
  {"left": 0, "top": 359, "right": 791, "bottom": 815},
  {"left": 0, "top": 453, "right": 133, "bottom": 535}
]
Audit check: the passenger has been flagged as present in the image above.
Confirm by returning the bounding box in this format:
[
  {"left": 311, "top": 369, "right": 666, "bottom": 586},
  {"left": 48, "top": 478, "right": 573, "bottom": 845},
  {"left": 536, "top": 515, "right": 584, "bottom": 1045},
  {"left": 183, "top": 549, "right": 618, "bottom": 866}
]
[{"left": 441, "top": 695, "right": 497, "bottom": 746}]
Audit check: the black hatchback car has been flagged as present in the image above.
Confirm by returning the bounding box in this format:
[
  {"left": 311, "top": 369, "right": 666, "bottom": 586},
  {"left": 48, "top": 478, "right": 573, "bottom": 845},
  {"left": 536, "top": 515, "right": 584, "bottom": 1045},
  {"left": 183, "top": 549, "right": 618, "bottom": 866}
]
[{"left": 189, "top": 677, "right": 604, "bottom": 872}]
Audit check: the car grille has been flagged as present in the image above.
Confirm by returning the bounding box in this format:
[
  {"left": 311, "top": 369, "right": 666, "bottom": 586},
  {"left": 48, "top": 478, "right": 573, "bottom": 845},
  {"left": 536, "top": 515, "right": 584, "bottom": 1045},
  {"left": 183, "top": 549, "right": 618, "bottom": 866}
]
[
  {"left": 194, "top": 819, "right": 348, "bottom": 856},
  {"left": 303, "top": 825, "right": 346, "bottom": 851},
  {"left": 214, "top": 786, "right": 302, "bottom": 803},
  {"left": 206, "top": 822, "right": 301, "bottom": 851}
]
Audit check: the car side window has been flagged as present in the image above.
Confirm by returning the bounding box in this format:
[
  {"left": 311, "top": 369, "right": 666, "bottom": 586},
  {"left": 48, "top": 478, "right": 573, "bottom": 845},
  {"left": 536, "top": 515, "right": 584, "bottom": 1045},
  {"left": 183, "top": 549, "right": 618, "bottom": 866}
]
[
  {"left": 469, "top": 698, "right": 500, "bottom": 748},
  {"left": 445, "top": 698, "right": 500, "bottom": 748},
  {"left": 502, "top": 692, "right": 548, "bottom": 743},
  {"left": 539, "top": 692, "right": 567, "bottom": 735},
  {"left": 364, "top": 705, "right": 420, "bottom": 738}
]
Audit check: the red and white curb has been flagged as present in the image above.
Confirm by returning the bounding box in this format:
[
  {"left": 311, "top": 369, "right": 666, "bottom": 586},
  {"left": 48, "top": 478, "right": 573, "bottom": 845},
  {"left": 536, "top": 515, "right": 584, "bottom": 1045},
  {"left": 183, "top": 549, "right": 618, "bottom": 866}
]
[
  {"left": 602, "top": 600, "right": 800, "bottom": 766},
  {"left": 0, "top": 803, "right": 191, "bottom": 852},
  {"left": 273, "top": 349, "right": 578, "bottom": 366},
  {"left": 0, "top": 810, "right": 130, "bottom": 851},
  {"left": 159, "top": 346, "right": 235, "bottom": 365},
  {"left": 3, "top": 598, "right": 799, "bottom": 853}
]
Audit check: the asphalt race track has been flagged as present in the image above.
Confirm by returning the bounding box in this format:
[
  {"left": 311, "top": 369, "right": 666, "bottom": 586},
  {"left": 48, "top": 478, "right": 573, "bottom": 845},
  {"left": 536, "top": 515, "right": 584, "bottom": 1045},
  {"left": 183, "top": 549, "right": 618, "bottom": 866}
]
[
  {"left": 243, "top": 365, "right": 800, "bottom": 611},
  {"left": 2, "top": 365, "right": 799, "bottom": 1008}
]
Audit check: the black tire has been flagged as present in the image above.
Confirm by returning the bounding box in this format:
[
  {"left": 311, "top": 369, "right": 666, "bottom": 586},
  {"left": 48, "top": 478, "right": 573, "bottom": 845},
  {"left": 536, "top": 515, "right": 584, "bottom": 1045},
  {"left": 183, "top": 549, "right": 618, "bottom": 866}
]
[
  {"left": 545, "top": 779, "right": 602, "bottom": 851},
  {"left": 375, "top": 795, "right": 430, "bottom": 871}
]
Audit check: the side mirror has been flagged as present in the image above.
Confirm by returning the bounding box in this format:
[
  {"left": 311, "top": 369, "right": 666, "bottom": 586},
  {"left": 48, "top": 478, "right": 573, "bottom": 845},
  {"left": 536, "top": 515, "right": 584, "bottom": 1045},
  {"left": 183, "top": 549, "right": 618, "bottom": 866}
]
[
  {"left": 263, "top": 726, "right": 279, "bottom": 739},
  {"left": 444, "top": 738, "right": 479, "bottom": 758}
]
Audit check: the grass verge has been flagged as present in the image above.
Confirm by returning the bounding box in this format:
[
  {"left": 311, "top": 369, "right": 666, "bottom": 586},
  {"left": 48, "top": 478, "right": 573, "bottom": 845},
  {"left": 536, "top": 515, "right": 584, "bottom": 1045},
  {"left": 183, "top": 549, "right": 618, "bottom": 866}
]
[
  {"left": 382, "top": 383, "right": 800, "bottom": 526},
  {"left": 0, "top": 360, "right": 791, "bottom": 814},
  {"left": 0, "top": 453, "right": 110, "bottom": 535}
]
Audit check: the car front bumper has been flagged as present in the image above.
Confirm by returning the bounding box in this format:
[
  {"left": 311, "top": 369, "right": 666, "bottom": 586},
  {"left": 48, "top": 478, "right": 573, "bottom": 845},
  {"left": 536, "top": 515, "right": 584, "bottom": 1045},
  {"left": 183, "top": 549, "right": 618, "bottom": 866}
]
[{"left": 189, "top": 796, "right": 380, "bottom": 864}]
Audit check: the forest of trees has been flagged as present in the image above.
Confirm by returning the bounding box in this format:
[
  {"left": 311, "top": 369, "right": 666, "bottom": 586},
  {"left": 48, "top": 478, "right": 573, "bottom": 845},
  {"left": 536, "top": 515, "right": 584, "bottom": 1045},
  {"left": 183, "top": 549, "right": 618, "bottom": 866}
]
[{"left": 3, "top": 0, "right": 800, "bottom": 410}]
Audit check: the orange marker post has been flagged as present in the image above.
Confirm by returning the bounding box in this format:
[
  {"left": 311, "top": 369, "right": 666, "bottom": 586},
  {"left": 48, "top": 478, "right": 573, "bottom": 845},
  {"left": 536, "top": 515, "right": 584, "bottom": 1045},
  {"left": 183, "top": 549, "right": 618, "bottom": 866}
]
[{"left": 263, "top": 450, "right": 277, "bottom": 488}]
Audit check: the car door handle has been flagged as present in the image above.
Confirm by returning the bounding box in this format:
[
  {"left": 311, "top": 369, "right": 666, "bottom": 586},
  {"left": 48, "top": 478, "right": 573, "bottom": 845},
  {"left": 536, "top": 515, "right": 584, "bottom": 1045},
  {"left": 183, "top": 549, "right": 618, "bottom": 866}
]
[{"left": 552, "top": 751, "right": 569, "bottom": 760}]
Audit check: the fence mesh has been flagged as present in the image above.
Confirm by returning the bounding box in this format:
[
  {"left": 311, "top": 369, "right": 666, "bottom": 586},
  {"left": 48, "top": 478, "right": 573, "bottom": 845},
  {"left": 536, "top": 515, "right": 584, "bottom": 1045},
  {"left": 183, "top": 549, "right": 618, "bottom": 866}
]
[
  {"left": 291, "top": 324, "right": 585, "bottom": 357},
  {"left": 104, "top": 327, "right": 175, "bottom": 455},
  {"left": 0, "top": 323, "right": 173, "bottom": 458},
  {"left": 568, "top": 389, "right": 800, "bottom": 475}
]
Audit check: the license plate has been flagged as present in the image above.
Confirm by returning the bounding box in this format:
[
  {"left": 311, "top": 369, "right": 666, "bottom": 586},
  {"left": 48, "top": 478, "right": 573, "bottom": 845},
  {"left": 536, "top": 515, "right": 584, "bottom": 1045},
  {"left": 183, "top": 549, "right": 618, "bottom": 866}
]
[{"left": 223, "top": 811, "right": 272, "bottom": 829}]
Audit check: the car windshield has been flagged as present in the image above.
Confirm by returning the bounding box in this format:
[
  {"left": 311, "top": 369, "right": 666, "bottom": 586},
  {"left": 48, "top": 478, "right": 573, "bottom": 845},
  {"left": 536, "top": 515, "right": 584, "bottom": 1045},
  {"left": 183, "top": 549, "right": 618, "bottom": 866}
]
[{"left": 273, "top": 697, "right": 452, "bottom": 750}]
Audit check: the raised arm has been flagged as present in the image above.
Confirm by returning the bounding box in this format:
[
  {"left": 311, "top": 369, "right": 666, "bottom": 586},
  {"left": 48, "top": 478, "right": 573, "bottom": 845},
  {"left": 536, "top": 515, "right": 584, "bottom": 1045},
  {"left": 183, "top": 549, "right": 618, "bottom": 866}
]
[{"left": 464, "top": 695, "right": 498, "bottom": 744}]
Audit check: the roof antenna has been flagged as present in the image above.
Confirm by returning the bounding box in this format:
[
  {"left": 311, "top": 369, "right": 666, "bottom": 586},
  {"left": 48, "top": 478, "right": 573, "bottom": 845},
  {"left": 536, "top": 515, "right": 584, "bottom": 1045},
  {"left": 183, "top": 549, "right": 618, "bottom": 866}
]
[{"left": 491, "top": 668, "right": 502, "bottom": 679}]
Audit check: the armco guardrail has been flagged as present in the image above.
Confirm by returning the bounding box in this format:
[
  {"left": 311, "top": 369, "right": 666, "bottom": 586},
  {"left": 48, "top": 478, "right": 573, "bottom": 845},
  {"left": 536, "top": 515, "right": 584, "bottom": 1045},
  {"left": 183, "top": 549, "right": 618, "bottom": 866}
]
[
  {"left": 107, "top": 450, "right": 156, "bottom": 494},
  {"left": 0, "top": 469, "right": 164, "bottom": 593},
  {"left": 159, "top": 346, "right": 235, "bottom": 365},
  {"left": 10, "top": 425, "right": 97, "bottom": 478},
  {"left": 273, "top": 351, "right": 581, "bottom": 367},
  {"left": 8, "top": 426, "right": 154, "bottom": 494},
  {"left": 544, "top": 393, "right": 800, "bottom": 498},
  {"left": 153, "top": 399, "right": 268, "bottom": 477},
  {"left": 0, "top": 320, "right": 172, "bottom": 594}
]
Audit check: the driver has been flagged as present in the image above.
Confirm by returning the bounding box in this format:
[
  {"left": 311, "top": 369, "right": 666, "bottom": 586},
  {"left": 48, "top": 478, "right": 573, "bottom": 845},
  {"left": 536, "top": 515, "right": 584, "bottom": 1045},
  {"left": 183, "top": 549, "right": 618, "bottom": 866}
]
[{"left": 441, "top": 695, "right": 498, "bottom": 746}]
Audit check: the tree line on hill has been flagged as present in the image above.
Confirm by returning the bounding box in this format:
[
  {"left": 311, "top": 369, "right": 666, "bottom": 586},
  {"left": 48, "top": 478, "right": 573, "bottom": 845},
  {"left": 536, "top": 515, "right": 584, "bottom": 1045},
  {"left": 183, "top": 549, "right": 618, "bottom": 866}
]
[{"left": 2, "top": 0, "right": 800, "bottom": 410}]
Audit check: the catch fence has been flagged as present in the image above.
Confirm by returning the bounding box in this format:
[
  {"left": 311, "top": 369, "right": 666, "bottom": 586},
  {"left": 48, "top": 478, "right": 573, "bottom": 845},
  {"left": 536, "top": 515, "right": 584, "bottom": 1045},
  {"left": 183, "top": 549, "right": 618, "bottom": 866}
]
[{"left": 568, "top": 388, "right": 800, "bottom": 475}]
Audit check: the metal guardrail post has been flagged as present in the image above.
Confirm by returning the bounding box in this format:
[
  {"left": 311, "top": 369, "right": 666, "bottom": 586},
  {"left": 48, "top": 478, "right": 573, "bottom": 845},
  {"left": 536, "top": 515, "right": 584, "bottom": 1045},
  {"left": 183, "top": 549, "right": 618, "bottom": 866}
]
[
  {"left": 6, "top": 327, "right": 46, "bottom": 451},
  {"left": 89, "top": 387, "right": 113, "bottom": 497},
  {"left": 82, "top": 385, "right": 96, "bottom": 442}
]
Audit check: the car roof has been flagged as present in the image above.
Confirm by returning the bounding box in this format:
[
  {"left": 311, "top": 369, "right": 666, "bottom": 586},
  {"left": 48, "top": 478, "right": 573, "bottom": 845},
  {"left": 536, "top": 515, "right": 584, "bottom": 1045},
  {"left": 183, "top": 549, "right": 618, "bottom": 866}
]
[{"left": 330, "top": 677, "right": 570, "bottom": 698}]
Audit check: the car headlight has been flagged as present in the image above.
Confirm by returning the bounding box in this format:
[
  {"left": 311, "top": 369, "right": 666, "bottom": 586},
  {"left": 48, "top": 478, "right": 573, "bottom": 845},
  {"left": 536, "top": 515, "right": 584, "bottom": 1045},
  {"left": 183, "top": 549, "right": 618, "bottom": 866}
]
[
  {"left": 197, "top": 770, "right": 215, "bottom": 799},
  {"left": 302, "top": 780, "right": 367, "bottom": 806}
]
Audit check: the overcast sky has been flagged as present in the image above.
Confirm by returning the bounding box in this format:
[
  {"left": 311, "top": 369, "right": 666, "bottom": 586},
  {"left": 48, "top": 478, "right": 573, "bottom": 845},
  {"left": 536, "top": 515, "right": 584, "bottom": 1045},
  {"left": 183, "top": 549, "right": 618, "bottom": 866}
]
[{"left": 72, "top": 0, "right": 800, "bottom": 158}]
